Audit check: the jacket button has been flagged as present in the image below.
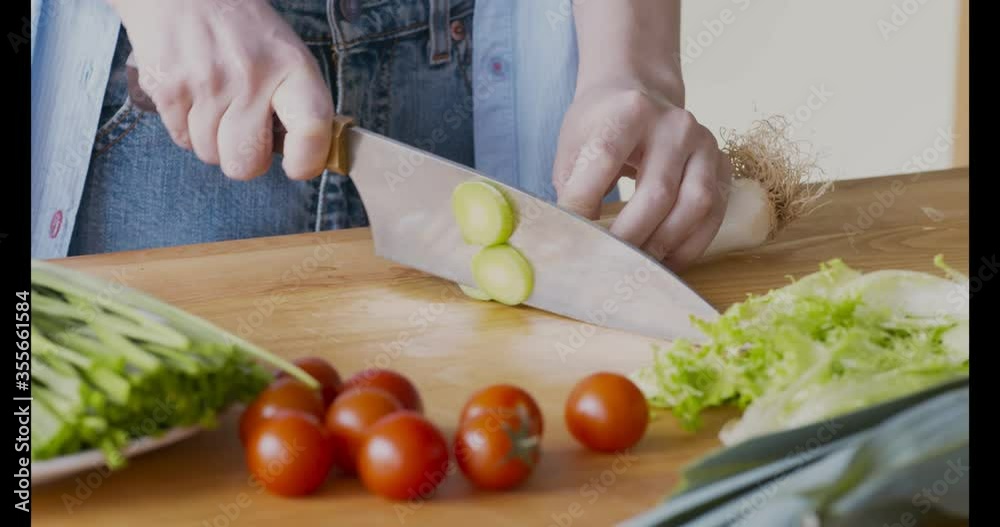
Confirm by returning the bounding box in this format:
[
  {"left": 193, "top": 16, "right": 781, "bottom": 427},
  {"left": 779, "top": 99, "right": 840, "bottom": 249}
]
[
  {"left": 339, "top": 0, "right": 361, "bottom": 22},
  {"left": 49, "top": 210, "right": 63, "bottom": 239},
  {"left": 489, "top": 57, "right": 507, "bottom": 79},
  {"left": 450, "top": 20, "right": 466, "bottom": 41}
]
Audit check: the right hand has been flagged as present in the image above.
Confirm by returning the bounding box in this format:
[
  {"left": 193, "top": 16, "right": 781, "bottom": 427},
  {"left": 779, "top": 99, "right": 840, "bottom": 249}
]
[{"left": 111, "top": 0, "right": 334, "bottom": 181}]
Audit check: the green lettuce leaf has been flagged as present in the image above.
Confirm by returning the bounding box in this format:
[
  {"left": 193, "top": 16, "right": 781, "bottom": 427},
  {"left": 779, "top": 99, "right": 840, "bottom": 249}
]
[{"left": 630, "top": 257, "right": 969, "bottom": 445}]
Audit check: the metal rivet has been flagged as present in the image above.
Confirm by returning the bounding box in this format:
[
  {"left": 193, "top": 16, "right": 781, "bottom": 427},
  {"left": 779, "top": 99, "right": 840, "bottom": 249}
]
[
  {"left": 339, "top": 0, "right": 361, "bottom": 23},
  {"left": 450, "top": 20, "right": 466, "bottom": 41}
]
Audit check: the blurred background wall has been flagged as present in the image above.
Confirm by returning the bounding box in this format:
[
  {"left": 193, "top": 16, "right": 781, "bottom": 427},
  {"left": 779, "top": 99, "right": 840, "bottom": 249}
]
[{"left": 619, "top": 0, "right": 968, "bottom": 198}]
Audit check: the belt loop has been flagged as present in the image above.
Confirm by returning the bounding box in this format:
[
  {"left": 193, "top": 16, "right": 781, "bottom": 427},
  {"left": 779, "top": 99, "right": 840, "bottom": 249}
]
[{"left": 427, "top": 0, "right": 451, "bottom": 65}]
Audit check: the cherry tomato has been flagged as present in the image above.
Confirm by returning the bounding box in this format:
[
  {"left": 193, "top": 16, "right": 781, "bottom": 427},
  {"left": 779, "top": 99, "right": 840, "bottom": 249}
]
[
  {"left": 459, "top": 384, "right": 543, "bottom": 436},
  {"left": 244, "top": 410, "right": 335, "bottom": 497},
  {"left": 343, "top": 369, "right": 423, "bottom": 412},
  {"left": 565, "top": 372, "right": 649, "bottom": 453},
  {"left": 276, "top": 356, "right": 343, "bottom": 407},
  {"left": 455, "top": 411, "right": 540, "bottom": 490},
  {"left": 240, "top": 377, "right": 325, "bottom": 444},
  {"left": 324, "top": 387, "right": 404, "bottom": 474},
  {"left": 357, "top": 411, "right": 450, "bottom": 501}
]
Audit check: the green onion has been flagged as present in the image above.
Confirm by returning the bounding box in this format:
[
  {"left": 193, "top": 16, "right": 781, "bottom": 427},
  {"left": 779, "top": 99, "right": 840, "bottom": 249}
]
[{"left": 30, "top": 260, "right": 315, "bottom": 468}]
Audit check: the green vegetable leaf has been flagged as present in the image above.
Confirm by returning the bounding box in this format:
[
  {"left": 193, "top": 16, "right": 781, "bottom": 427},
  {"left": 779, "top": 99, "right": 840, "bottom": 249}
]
[{"left": 630, "top": 257, "right": 970, "bottom": 445}]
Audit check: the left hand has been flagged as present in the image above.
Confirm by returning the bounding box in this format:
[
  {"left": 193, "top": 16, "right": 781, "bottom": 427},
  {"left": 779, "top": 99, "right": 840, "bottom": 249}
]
[{"left": 552, "top": 82, "right": 733, "bottom": 271}]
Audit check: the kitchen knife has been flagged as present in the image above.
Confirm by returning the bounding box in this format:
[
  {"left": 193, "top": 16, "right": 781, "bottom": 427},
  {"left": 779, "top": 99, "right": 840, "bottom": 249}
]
[{"left": 126, "top": 67, "right": 724, "bottom": 342}]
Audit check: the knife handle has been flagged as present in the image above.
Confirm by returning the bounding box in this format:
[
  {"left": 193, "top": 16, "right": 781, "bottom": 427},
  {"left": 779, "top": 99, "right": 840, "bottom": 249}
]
[{"left": 125, "top": 64, "right": 354, "bottom": 175}]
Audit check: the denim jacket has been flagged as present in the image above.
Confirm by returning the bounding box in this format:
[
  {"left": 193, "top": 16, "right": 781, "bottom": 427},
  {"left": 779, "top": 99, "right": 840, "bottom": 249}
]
[{"left": 30, "top": 0, "right": 613, "bottom": 258}]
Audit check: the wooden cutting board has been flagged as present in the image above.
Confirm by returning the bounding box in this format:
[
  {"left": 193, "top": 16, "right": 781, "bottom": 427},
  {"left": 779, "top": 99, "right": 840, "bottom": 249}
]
[{"left": 32, "top": 168, "right": 968, "bottom": 526}]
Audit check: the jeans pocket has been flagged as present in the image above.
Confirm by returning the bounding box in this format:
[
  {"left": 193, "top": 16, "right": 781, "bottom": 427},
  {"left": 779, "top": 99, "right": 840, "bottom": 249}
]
[
  {"left": 92, "top": 98, "right": 144, "bottom": 157},
  {"left": 93, "top": 30, "right": 144, "bottom": 158}
]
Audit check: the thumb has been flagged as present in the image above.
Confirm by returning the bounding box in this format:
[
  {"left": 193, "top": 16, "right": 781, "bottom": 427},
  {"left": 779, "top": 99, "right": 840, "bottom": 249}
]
[
  {"left": 271, "top": 66, "right": 335, "bottom": 180},
  {"left": 554, "top": 126, "right": 642, "bottom": 220}
]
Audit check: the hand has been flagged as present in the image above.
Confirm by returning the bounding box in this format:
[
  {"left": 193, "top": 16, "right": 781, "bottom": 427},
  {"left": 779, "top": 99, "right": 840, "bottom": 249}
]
[
  {"left": 111, "top": 0, "right": 334, "bottom": 180},
  {"left": 552, "top": 82, "right": 732, "bottom": 272}
]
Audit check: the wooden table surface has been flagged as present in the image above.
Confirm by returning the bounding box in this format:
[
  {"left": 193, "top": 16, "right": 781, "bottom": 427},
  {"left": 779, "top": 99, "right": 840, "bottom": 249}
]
[{"left": 33, "top": 168, "right": 969, "bottom": 526}]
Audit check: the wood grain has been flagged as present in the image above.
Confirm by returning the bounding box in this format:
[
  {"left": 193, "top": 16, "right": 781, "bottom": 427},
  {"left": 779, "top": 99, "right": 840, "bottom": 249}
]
[{"left": 33, "top": 168, "right": 969, "bottom": 526}]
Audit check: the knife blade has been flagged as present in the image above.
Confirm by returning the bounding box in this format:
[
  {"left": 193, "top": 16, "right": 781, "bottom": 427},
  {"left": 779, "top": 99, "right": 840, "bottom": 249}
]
[
  {"left": 344, "top": 126, "right": 719, "bottom": 342},
  {"left": 125, "top": 67, "right": 720, "bottom": 342}
]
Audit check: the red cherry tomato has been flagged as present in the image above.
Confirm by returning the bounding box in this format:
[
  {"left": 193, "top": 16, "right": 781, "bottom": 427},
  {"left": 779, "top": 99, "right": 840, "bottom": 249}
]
[
  {"left": 277, "top": 357, "right": 343, "bottom": 407},
  {"left": 459, "top": 384, "right": 543, "bottom": 436},
  {"left": 455, "top": 411, "right": 540, "bottom": 490},
  {"left": 343, "top": 369, "right": 423, "bottom": 412},
  {"left": 357, "top": 412, "right": 449, "bottom": 501},
  {"left": 565, "top": 372, "right": 649, "bottom": 453},
  {"left": 324, "top": 387, "right": 404, "bottom": 474},
  {"left": 244, "top": 411, "right": 334, "bottom": 497},
  {"left": 240, "top": 377, "right": 324, "bottom": 444}
]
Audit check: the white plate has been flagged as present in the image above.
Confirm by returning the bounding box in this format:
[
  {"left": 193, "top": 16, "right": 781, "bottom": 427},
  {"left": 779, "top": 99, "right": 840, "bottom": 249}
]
[
  {"left": 32, "top": 424, "right": 203, "bottom": 486},
  {"left": 32, "top": 407, "right": 239, "bottom": 486}
]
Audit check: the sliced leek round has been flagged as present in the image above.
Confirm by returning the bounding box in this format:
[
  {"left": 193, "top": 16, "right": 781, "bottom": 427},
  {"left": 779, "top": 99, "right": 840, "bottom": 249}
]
[
  {"left": 458, "top": 283, "right": 493, "bottom": 301},
  {"left": 451, "top": 181, "right": 515, "bottom": 246},
  {"left": 471, "top": 244, "right": 534, "bottom": 306}
]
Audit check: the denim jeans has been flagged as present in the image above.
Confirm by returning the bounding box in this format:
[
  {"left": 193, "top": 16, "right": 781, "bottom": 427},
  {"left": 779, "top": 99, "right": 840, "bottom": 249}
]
[{"left": 70, "top": 0, "right": 476, "bottom": 255}]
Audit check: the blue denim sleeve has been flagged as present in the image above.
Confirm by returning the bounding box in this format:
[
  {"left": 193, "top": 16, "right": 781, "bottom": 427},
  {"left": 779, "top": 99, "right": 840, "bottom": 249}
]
[{"left": 472, "top": 0, "right": 619, "bottom": 204}]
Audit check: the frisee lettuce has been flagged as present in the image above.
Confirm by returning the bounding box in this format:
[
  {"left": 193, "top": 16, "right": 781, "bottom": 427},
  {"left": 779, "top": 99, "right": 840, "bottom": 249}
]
[{"left": 629, "top": 257, "right": 969, "bottom": 445}]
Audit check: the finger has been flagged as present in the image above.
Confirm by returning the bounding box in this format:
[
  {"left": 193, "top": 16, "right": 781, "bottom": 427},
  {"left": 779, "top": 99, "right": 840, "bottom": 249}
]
[
  {"left": 217, "top": 97, "right": 274, "bottom": 180},
  {"left": 156, "top": 89, "right": 191, "bottom": 150},
  {"left": 663, "top": 190, "right": 727, "bottom": 272},
  {"left": 608, "top": 129, "right": 689, "bottom": 247},
  {"left": 551, "top": 124, "right": 583, "bottom": 196},
  {"left": 187, "top": 97, "right": 230, "bottom": 165},
  {"left": 139, "top": 71, "right": 193, "bottom": 149},
  {"left": 158, "top": 95, "right": 193, "bottom": 150},
  {"left": 271, "top": 66, "right": 334, "bottom": 180},
  {"left": 641, "top": 145, "right": 723, "bottom": 261},
  {"left": 556, "top": 122, "right": 643, "bottom": 220}
]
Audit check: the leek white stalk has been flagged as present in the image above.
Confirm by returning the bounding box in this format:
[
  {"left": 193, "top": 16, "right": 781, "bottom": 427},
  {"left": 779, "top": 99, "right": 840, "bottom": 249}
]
[{"left": 600, "top": 117, "right": 831, "bottom": 261}]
